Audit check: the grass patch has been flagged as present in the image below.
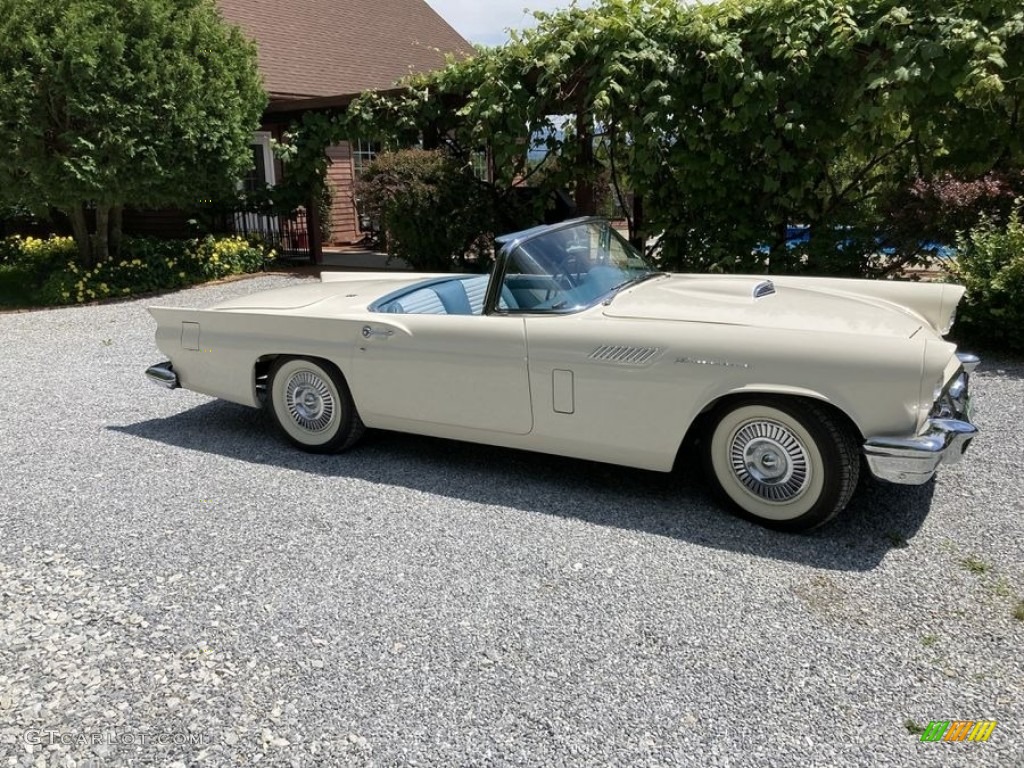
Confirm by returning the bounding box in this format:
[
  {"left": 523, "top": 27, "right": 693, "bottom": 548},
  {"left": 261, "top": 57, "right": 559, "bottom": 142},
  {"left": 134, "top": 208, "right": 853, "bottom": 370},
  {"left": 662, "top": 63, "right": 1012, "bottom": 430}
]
[
  {"left": 921, "top": 634, "right": 939, "bottom": 648},
  {"left": 1014, "top": 602, "right": 1024, "bottom": 622},
  {"left": 987, "top": 578, "right": 1013, "bottom": 598},
  {"left": 904, "top": 719, "right": 925, "bottom": 736},
  {"left": 960, "top": 555, "right": 991, "bottom": 575}
]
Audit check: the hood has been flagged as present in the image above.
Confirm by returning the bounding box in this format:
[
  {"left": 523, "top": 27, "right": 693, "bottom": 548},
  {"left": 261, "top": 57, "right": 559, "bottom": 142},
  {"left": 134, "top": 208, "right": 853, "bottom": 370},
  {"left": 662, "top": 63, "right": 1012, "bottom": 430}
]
[{"left": 604, "top": 274, "right": 926, "bottom": 338}]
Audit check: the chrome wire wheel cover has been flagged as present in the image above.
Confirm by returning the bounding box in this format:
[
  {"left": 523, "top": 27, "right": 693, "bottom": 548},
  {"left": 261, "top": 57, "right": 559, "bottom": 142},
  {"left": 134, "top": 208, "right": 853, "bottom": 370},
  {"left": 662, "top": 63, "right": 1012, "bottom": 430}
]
[
  {"left": 284, "top": 370, "right": 336, "bottom": 433},
  {"left": 728, "top": 419, "right": 810, "bottom": 503}
]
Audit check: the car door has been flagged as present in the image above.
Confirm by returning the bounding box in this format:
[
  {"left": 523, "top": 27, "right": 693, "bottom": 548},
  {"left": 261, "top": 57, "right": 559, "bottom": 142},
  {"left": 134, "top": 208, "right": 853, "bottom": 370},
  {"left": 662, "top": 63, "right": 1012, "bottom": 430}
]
[{"left": 346, "top": 313, "right": 533, "bottom": 435}]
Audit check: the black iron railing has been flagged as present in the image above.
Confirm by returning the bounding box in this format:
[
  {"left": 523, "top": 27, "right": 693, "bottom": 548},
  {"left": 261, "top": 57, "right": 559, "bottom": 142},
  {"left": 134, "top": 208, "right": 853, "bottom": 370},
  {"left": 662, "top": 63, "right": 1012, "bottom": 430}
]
[
  {"left": 203, "top": 191, "right": 312, "bottom": 261},
  {"left": 224, "top": 207, "right": 311, "bottom": 260}
]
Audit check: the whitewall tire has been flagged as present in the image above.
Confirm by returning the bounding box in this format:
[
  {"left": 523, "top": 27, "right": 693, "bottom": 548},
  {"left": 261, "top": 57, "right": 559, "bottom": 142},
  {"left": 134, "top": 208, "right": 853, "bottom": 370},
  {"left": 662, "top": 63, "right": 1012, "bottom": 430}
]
[
  {"left": 268, "top": 358, "right": 364, "bottom": 453},
  {"left": 704, "top": 398, "right": 859, "bottom": 532}
]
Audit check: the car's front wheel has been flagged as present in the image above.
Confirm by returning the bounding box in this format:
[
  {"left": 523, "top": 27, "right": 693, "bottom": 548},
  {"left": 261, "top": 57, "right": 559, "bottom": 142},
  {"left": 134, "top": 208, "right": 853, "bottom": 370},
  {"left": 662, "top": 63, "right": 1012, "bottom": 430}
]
[
  {"left": 703, "top": 398, "right": 859, "bottom": 532},
  {"left": 268, "top": 357, "right": 365, "bottom": 453}
]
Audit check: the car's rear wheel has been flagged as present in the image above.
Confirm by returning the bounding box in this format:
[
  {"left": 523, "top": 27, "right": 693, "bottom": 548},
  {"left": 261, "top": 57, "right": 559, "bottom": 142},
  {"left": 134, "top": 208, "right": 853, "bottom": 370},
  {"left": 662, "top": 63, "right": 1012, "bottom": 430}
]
[
  {"left": 703, "top": 398, "right": 859, "bottom": 532},
  {"left": 268, "top": 357, "right": 364, "bottom": 453}
]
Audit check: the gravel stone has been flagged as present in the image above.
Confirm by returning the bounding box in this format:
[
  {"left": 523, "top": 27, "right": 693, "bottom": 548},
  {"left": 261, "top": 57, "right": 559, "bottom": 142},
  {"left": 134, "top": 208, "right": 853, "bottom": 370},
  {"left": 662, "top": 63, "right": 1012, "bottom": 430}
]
[{"left": 1, "top": 274, "right": 1022, "bottom": 766}]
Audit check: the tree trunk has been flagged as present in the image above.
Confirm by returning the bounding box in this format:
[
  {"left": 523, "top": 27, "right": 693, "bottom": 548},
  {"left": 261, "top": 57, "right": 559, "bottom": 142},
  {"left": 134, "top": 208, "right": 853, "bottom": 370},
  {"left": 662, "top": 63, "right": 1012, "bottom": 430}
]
[
  {"left": 575, "top": 108, "right": 596, "bottom": 216},
  {"left": 94, "top": 204, "right": 110, "bottom": 263},
  {"left": 67, "top": 204, "right": 93, "bottom": 266},
  {"left": 631, "top": 194, "right": 646, "bottom": 252},
  {"left": 768, "top": 221, "right": 788, "bottom": 274},
  {"left": 110, "top": 205, "right": 124, "bottom": 259}
]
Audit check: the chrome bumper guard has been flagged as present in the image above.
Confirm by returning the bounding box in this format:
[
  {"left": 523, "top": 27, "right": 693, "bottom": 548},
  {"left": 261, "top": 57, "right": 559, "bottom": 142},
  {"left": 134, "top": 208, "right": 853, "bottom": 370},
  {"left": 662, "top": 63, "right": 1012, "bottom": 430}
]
[
  {"left": 145, "top": 361, "right": 179, "bottom": 389},
  {"left": 863, "top": 352, "right": 978, "bottom": 485}
]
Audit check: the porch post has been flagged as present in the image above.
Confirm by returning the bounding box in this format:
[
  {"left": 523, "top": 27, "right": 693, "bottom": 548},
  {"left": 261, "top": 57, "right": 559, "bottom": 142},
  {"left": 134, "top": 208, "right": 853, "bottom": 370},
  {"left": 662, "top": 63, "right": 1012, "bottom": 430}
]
[{"left": 307, "top": 190, "right": 323, "bottom": 265}]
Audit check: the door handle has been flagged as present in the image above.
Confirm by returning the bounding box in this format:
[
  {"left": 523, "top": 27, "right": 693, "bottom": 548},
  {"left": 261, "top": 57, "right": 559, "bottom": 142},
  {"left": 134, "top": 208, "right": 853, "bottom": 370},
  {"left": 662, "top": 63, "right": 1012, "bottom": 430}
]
[{"left": 362, "top": 325, "right": 394, "bottom": 339}]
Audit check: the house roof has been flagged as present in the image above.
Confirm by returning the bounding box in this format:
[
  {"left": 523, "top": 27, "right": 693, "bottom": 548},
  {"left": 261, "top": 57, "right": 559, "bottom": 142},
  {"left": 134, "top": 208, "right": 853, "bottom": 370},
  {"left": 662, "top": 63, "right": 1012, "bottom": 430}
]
[{"left": 217, "top": 0, "right": 472, "bottom": 101}]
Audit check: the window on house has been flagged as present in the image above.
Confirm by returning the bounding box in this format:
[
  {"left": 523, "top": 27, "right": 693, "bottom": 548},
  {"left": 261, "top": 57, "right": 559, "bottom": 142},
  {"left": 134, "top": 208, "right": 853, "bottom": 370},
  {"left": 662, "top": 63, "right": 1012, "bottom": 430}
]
[
  {"left": 242, "top": 146, "right": 267, "bottom": 193},
  {"left": 352, "top": 140, "right": 381, "bottom": 178},
  {"left": 236, "top": 132, "right": 278, "bottom": 239},
  {"left": 242, "top": 132, "right": 276, "bottom": 192},
  {"left": 470, "top": 150, "right": 489, "bottom": 181}
]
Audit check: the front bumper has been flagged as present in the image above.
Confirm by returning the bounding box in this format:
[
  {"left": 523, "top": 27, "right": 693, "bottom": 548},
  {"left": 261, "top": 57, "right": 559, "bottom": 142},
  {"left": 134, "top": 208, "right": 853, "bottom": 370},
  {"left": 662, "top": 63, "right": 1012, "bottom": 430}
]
[
  {"left": 863, "top": 353, "right": 978, "bottom": 485},
  {"left": 145, "top": 361, "right": 179, "bottom": 389}
]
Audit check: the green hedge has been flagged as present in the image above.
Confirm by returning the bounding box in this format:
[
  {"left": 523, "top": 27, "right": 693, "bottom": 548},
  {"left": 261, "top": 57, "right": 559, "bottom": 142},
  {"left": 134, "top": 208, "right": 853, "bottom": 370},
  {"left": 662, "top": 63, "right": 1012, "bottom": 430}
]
[
  {"left": 946, "top": 209, "right": 1024, "bottom": 354},
  {"left": 356, "top": 149, "right": 499, "bottom": 272},
  {"left": 0, "top": 235, "right": 276, "bottom": 308}
]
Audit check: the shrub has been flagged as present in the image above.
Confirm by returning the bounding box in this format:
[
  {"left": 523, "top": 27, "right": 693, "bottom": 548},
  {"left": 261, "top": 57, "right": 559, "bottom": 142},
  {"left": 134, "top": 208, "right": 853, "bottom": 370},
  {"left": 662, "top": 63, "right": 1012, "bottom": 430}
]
[
  {"left": 0, "top": 235, "right": 77, "bottom": 274},
  {"left": 34, "top": 235, "right": 276, "bottom": 306},
  {"left": 886, "top": 172, "right": 1024, "bottom": 247},
  {"left": 356, "top": 149, "right": 497, "bottom": 271},
  {"left": 0, "top": 237, "right": 23, "bottom": 267},
  {"left": 945, "top": 208, "right": 1024, "bottom": 354},
  {"left": 192, "top": 235, "right": 276, "bottom": 280}
]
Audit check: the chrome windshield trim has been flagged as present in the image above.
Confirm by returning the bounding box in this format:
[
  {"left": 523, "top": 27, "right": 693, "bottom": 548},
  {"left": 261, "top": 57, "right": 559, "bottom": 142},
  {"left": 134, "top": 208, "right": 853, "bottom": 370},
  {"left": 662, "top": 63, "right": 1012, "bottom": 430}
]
[
  {"left": 600, "top": 272, "right": 667, "bottom": 306},
  {"left": 485, "top": 218, "right": 658, "bottom": 316}
]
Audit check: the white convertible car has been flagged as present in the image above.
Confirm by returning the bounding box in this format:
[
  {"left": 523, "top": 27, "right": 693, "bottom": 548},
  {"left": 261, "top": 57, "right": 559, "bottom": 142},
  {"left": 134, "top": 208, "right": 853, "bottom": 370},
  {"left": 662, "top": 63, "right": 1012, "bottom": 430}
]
[{"left": 146, "top": 218, "right": 977, "bottom": 531}]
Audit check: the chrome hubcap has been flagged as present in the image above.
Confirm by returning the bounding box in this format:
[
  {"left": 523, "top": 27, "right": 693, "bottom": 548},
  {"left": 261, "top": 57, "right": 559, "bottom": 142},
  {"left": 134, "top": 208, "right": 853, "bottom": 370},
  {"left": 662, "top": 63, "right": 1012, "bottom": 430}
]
[
  {"left": 729, "top": 420, "right": 809, "bottom": 502},
  {"left": 285, "top": 371, "right": 335, "bottom": 432}
]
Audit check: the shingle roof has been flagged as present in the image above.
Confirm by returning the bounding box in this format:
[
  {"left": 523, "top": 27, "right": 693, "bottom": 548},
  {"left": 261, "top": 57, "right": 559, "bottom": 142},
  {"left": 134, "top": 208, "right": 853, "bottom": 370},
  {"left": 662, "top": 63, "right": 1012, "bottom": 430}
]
[{"left": 217, "top": 0, "right": 472, "bottom": 100}]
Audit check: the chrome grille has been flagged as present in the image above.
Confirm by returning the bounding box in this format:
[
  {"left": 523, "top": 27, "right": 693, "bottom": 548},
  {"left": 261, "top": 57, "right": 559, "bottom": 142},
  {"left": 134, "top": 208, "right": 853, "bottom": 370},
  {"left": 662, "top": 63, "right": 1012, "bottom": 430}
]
[{"left": 589, "top": 345, "right": 662, "bottom": 366}]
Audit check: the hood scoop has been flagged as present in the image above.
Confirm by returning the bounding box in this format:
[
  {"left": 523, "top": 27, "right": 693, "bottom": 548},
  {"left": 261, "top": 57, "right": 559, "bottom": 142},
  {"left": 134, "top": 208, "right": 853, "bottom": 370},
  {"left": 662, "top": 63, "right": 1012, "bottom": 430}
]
[{"left": 753, "top": 280, "right": 776, "bottom": 299}]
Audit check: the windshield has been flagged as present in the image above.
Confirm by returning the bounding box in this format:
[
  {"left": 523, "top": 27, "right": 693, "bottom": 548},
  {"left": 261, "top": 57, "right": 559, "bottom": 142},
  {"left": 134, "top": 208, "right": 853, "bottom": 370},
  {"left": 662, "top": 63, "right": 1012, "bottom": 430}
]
[{"left": 500, "top": 220, "right": 656, "bottom": 312}]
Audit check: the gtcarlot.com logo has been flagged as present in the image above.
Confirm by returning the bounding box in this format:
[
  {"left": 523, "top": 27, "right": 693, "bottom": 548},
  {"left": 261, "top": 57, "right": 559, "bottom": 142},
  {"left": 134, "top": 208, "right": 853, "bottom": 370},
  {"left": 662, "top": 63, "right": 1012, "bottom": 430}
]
[
  {"left": 920, "top": 720, "right": 997, "bottom": 742},
  {"left": 25, "top": 730, "right": 208, "bottom": 748}
]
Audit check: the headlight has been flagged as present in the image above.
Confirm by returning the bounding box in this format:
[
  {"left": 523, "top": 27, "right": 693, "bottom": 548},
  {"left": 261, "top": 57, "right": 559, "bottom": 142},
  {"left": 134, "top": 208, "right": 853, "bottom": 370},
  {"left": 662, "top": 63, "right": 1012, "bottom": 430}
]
[{"left": 930, "top": 368, "right": 970, "bottom": 421}]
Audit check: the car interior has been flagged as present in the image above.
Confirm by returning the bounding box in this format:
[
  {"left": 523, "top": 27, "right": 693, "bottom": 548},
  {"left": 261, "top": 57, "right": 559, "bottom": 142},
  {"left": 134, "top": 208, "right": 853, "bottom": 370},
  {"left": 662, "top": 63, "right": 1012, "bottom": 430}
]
[
  {"left": 373, "top": 223, "right": 638, "bottom": 315},
  {"left": 375, "top": 275, "right": 515, "bottom": 315}
]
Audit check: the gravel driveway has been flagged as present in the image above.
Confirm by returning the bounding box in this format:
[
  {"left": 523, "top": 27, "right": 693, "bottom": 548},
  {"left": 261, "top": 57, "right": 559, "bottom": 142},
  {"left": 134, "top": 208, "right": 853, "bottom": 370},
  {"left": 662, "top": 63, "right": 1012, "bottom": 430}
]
[{"left": 1, "top": 275, "right": 1022, "bottom": 767}]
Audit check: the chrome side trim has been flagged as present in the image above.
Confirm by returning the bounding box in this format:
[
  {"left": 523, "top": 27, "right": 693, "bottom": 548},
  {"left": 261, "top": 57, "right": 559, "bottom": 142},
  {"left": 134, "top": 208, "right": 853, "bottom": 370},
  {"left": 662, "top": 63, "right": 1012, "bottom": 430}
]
[
  {"left": 145, "top": 361, "right": 179, "bottom": 390},
  {"left": 956, "top": 352, "right": 980, "bottom": 374},
  {"left": 589, "top": 345, "right": 662, "bottom": 366},
  {"left": 864, "top": 419, "right": 977, "bottom": 485}
]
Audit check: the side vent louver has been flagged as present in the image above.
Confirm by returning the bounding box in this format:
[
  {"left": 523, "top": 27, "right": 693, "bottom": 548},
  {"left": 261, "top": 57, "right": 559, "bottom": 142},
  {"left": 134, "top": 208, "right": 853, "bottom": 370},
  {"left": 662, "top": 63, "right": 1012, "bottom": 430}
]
[
  {"left": 753, "top": 280, "right": 776, "bottom": 299},
  {"left": 589, "top": 345, "right": 662, "bottom": 366}
]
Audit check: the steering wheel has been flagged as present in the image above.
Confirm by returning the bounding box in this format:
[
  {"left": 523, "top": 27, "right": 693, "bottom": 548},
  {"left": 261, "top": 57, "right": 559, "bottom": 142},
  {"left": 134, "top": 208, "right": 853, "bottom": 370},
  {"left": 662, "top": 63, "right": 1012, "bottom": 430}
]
[{"left": 553, "top": 248, "right": 590, "bottom": 290}]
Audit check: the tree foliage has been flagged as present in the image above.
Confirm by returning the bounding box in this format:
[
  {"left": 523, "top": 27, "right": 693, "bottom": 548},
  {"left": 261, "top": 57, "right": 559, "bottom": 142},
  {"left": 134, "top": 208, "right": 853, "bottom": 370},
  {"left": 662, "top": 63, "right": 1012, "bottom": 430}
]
[
  {"left": 280, "top": 0, "right": 1024, "bottom": 274},
  {"left": 0, "top": 0, "right": 266, "bottom": 265},
  {"left": 356, "top": 149, "right": 503, "bottom": 272}
]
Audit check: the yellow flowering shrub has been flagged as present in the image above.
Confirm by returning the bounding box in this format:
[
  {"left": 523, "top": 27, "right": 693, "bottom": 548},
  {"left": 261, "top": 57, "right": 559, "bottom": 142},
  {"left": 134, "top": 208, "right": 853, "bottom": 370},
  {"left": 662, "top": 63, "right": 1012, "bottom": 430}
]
[
  {"left": 0, "top": 235, "right": 77, "bottom": 272},
  {"left": 34, "top": 235, "right": 276, "bottom": 305}
]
